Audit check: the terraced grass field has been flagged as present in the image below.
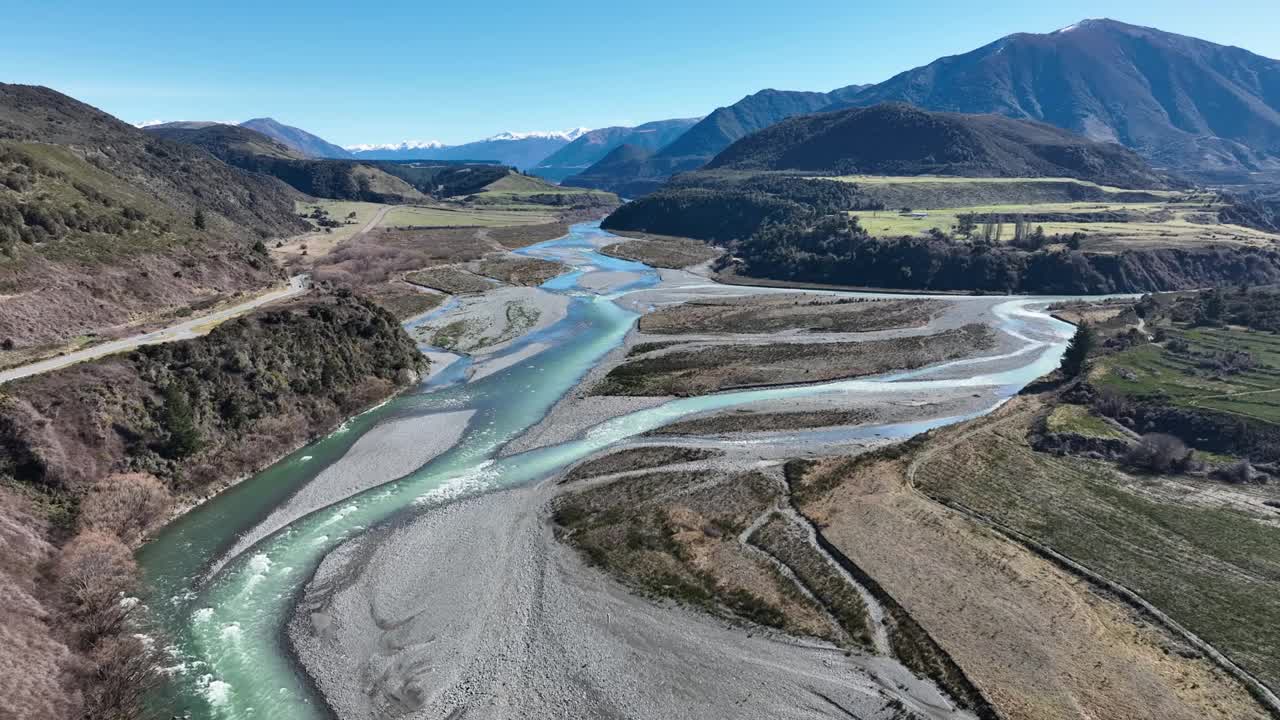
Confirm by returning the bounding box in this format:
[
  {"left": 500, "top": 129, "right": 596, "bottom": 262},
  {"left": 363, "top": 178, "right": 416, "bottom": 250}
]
[{"left": 1096, "top": 327, "right": 1280, "bottom": 425}]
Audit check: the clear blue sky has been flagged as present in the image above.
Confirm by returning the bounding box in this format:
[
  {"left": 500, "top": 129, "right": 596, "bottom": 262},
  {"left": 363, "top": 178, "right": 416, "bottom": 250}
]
[{"left": 4, "top": 1, "right": 1277, "bottom": 147}]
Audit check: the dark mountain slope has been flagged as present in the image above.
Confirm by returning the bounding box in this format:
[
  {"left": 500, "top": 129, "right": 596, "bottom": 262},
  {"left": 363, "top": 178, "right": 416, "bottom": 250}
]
[
  {"left": 561, "top": 144, "right": 669, "bottom": 198},
  {"left": 708, "top": 103, "right": 1169, "bottom": 188},
  {"left": 833, "top": 19, "right": 1280, "bottom": 179},
  {"left": 532, "top": 118, "right": 699, "bottom": 181},
  {"left": 148, "top": 124, "right": 425, "bottom": 203},
  {"left": 658, "top": 89, "right": 838, "bottom": 160},
  {"left": 565, "top": 87, "right": 864, "bottom": 194},
  {"left": 240, "top": 117, "right": 353, "bottom": 159},
  {"left": 0, "top": 84, "right": 308, "bottom": 349}
]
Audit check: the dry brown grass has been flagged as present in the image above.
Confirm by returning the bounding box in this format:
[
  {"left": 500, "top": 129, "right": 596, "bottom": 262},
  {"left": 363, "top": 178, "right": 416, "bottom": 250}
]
[
  {"left": 404, "top": 266, "right": 496, "bottom": 295},
  {"left": 475, "top": 256, "right": 566, "bottom": 286},
  {"left": 796, "top": 400, "right": 1272, "bottom": 720},
  {"left": 485, "top": 221, "right": 572, "bottom": 249},
  {"left": 650, "top": 409, "right": 874, "bottom": 435},
  {"left": 562, "top": 446, "right": 725, "bottom": 483},
  {"left": 359, "top": 282, "right": 445, "bottom": 321}
]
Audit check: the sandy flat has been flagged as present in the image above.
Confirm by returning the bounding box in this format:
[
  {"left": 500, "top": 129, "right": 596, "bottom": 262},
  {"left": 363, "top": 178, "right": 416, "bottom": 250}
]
[
  {"left": 212, "top": 410, "right": 475, "bottom": 573},
  {"left": 290, "top": 481, "right": 974, "bottom": 720},
  {"left": 411, "top": 287, "right": 569, "bottom": 354}
]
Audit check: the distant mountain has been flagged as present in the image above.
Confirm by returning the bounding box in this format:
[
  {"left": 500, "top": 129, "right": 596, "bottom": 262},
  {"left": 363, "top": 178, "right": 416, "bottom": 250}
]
[
  {"left": 0, "top": 83, "right": 306, "bottom": 348},
  {"left": 530, "top": 118, "right": 700, "bottom": 182},
  {"left": 348, "top": 129, "right": 589, "bottom": 169},
  {"left": 147, "top": 123, "right": 303, "bottom": 160},
  {"left": 146, "top": 124, "right": 425, "bottom": 203},
  {"left": 560, "top": 144, "right": 668, "bottom": 198},
  {"left": 833, "top": 19, "right": 1280, "bottom": 181},
  {"left": 139, "top": 120, "right": 223, "bottom": 130},
  {"left": 707, "top": 103, "right": 1169, "bottom": 188},
  {"left": 240, "top": 117, "right": 354, "bottom": 159},
  {"left": 564, "top": 86, "right": 865, "bottom": 194}
]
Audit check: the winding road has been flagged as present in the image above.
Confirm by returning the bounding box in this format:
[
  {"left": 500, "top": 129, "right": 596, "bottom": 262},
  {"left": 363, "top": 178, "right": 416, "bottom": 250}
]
[{"left": 0, "top": 274, "right": 309, "bottom": 385}]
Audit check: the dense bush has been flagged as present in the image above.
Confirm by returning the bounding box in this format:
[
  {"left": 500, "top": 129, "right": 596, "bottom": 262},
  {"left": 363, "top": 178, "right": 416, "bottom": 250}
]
[
  {"left": 1124, "top": 433, "right": 1194, "bottom": 474},
  {"left": 728, "top": 214, "right": 1280, "bottom": 294},
  {"left": 603, "top": 187, "right": 811, "bottom": 242}
]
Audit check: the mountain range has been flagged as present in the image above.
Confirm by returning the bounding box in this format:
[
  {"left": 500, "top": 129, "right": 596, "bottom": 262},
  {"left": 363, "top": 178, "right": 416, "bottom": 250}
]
[
  {"left": 706, "top": 102, "right": 1169, "bottom": 188},
  {"left": 345, "top": 128, "right": 589, "bottom": 169},
  {"left": 832, "top": 19, "right": 1280, "bottom": 181},
  {"left": 241, "top": 117, "right": 355, "bottom": 159},
  {"left": 562, "top": 87, "right": 866, "bottom": 195},
  {"left": 530, "top": 118, "right": 701, "bottom": 181},
  {"left": 127, "top": 19, "right": 1280, "bottom": 190}
]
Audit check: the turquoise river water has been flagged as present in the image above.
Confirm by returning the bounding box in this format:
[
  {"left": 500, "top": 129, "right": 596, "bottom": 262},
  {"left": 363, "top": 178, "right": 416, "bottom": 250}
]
[{"left": 137, "top": 222, "right": 1076, "bottom": 719}]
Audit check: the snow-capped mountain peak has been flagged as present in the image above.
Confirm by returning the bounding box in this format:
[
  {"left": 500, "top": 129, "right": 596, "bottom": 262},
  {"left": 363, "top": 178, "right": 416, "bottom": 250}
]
[
  {"left": 344, "top": 140, "right": 447, "bottom": 152},
  {"left": 484, "top": 128, "right": 590, "bottom": 142}
]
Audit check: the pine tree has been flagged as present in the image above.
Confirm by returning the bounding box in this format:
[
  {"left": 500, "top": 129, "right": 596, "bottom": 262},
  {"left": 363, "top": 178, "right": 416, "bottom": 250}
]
[
  {"left": 193, "top": 208, "right": 206, "bottom": 230},
  {"left": 162, "top": 384, "right": 201, "bottom": 458},
  {"left": 1060, "top": 322, "right": 1095, "bottom": 378}
]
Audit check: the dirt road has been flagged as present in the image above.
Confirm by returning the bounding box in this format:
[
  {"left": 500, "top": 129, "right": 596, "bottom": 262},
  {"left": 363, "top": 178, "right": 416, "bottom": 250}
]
[{"left": 0, "top": 275, "right": 309, "bottom": 385}]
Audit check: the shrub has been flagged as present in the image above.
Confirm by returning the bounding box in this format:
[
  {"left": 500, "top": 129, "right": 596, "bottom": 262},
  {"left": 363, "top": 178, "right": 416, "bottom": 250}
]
[
  {"left": 161, "top": 384, "right": 202, "bottom": 459},
  {"left": 1093, "top": 387, "right": 1132, "bottom": 419},
  {"left": 1124, "top": 433, "right": 1193, "bottom": 474},
  {"left": 1210, "top": 460, "right": 1263, "bottom": 485},
  {"left": 80, "top": 473, "right": 172, "bottom": 545}
]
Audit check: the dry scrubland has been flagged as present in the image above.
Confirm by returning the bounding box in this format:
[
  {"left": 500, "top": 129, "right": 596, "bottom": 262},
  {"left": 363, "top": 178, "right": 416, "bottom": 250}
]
[
  {"left": 552, "top": 448, "right": 994, "bottom": 716},
  {"left": 599, "top": 233, "right": 722, "bottom": 268},
  {"left": 594, "top": 323, "right": 993, "bottom": 396},
  {"left": 791, "top": 420, "right": 1272, "bottom": 720},
  {"left": 638, "top": 294, "right": 942, "bottom": 334},
  {"left": 594, "top": 293, "right": 975, "bottom": 397}
]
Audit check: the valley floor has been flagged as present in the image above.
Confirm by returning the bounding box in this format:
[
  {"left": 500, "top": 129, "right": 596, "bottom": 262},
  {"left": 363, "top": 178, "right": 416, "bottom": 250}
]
[{"left": 277, "top": 229, "right": 1275, "bottom": 719}]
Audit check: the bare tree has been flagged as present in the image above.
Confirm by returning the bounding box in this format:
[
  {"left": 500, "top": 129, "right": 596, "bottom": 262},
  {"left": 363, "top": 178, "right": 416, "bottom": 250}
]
[
  {"left": 77, "top": 635, "right": 163, "bottom": 720},
  {"left": 56, "top": 531, "right": 139, "bottom": 646},
  {"left": 81, "top": 473, "right": 172, "bottom": 545}
]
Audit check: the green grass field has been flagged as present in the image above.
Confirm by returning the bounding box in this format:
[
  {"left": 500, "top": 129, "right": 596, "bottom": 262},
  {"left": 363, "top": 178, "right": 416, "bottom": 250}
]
[
  {"left": 828, "top": 176, "right": 1280, "bottom": 249},
  {"left": 1045, "top": 404, "right": 1131, "bottom": 439},
  {"left": 295, "top": 200, "right": 385, "bottom": 241},
  {"left": 380, "top": 205, "right": 556, "bottom": 228},
  {"left": 1096, "top": 327, "right": 1280, "bottom": 425},
  {"left": 829, "top": 174, "right": 1182, "bottom": 196}
]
